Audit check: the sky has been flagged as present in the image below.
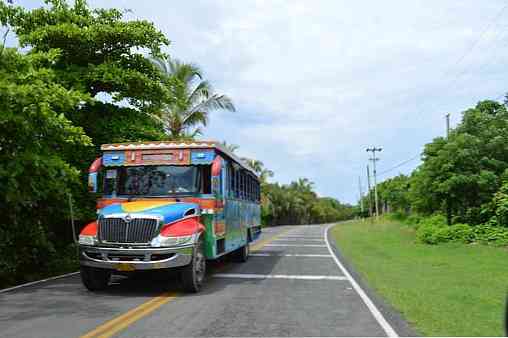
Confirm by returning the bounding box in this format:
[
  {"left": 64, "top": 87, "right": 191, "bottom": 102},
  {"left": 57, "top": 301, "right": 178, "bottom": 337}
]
[{"left": 6, "top": 1, "right": 508, "bottom": 203}]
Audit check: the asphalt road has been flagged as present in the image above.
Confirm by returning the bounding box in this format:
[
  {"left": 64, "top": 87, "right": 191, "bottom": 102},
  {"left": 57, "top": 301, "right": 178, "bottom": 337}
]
[{"left": 0, "top": 224, "right": 407, "bottom": 337}]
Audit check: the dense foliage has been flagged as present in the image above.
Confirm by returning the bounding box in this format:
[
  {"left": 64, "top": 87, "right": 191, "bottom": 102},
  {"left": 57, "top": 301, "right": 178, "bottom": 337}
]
[
  {"left": 0, "top": 48, "right": 91, "bottom": 286},
  {"left": 0, "top": 0, "right": 170, "bottom": 287},
  {"left": 362, "top": 99, "right": 508, "bottom": 246},
  {"left": 262, "top": 179, "right": 354, "bottom": 226}
]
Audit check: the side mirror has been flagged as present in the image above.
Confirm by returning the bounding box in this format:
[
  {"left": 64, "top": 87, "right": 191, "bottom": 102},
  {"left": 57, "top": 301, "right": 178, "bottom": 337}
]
[
  {"left": 88, "top": 157, "right": 102, "bottom": 193},
  {"left": 88, "top": 172, "right": 98, "bottom": 193}
]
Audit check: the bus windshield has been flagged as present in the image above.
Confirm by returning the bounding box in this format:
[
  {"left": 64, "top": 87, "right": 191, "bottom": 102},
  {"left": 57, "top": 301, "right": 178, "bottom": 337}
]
[{"left": 108, "top": 165, "right": 200, "bottom": 196}]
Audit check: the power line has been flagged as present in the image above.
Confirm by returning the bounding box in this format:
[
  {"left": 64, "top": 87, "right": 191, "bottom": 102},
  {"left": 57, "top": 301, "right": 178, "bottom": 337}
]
[
  {"left": 378, "top": 154, "right": 420, "bottom": 176},
  {"left": 402, "top": 2, "right": 508, "bottom": 126},
  {"left": 379, "top": 3, "right": 508, "bottom": 183}
]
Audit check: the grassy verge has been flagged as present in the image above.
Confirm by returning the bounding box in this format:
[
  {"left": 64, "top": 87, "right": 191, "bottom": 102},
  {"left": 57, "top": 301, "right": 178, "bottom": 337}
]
[{"left": 331, "top": 217, "right": 508, "bottom": 336}]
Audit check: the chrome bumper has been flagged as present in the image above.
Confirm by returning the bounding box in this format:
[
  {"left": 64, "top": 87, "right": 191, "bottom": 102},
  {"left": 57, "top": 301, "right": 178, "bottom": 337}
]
[{"left": 79, "top": 245, "right": 193, "bottom": 271}]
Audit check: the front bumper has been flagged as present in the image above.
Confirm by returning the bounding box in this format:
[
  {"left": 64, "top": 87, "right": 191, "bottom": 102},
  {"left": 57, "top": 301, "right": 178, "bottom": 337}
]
[{"left": 79, "top": 245, "right": 194, "bottom": 271}]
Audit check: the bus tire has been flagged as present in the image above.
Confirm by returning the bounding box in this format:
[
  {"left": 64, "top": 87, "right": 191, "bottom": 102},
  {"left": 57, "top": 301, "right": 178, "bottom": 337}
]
[
  {"left": 80, "top": 266, "right": 110, "bottom": 291},
  {"left": 181, "top": 237, "right": 206, "bottom": 293},
  {"left": 234, "top": 243, "right": 249, "bottom": 263}
]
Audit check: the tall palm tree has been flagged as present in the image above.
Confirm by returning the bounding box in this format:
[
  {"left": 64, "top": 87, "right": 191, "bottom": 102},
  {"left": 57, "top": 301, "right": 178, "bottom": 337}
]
[
  {"left": 221, "top": 141, "right": 239, "bottom": 153},
  {"left": 243, "top": 158, "right": 274, "bottom": 183},
  {"left": 150, "top": 57, "right": 235, "bottom": 139}
]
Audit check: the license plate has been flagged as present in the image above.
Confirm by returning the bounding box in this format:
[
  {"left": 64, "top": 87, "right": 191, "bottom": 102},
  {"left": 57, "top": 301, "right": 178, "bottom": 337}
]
[{"left": 115, "top": 263, "right": 136, "bottom": 272}]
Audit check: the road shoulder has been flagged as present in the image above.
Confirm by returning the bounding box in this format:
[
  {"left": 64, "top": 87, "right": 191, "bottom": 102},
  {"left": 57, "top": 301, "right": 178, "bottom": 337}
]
[{"left": 326, "top": 223, "right": 420, "bottom": 337}]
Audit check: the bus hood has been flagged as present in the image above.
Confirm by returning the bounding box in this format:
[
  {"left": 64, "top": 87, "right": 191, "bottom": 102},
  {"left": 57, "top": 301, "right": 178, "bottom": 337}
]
[{"left": 98, "top": 200, "right": 200, "bottom": 224}]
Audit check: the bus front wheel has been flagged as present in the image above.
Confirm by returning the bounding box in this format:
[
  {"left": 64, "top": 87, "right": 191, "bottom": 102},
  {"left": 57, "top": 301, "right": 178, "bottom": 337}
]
[
  {"left": 80, "top": 266, "right": 110, "bottom": 291},
  {"left": 181, "top": 238, "right": 206, "bottom": 293}
]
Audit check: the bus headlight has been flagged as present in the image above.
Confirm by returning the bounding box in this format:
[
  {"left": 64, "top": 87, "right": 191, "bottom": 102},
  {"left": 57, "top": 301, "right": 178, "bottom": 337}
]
[
  {"left": 79, "top": 221, "right": 98, "bottom": 246},
  {"left": 79, "top": 235, "right": 97, "bottom": 246},
  {"left": 151, "top": 234, "right": 195, "bottom": 247}
]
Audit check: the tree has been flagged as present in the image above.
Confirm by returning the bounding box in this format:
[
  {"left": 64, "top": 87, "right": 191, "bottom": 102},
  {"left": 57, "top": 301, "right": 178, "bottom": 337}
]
[
  {"left": 149, "top": 57, "right": 235, "bottom": 139},
  {"left": 0, "top": 0, "right": 173, "bottom": 287},
  {"left": 377, "top": 174, "right": 411, "bottom": 213},
  {"left": 221, "top": 141, "right": 239, "bottom": 153},
  {"left": 243, "top": 158, "right": 274, "bottom": 183},
  {"left": 0, "top": 0, "right": 170, "bottom": 157},
  {"left": 0, "top": 48, "right": 92, "bottom": 286},
  {"left": 409, "top": 100, "right": 508, "bottom": 224}
]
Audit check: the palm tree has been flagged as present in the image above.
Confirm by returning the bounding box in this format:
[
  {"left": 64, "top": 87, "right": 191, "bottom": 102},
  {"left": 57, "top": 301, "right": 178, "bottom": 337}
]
[
  {"left": 150, "top": 57, "right": 235, "bottom": 139},
  {"left": 221, "top": 141, "right": 239, "bottom": 153},
  {"left": 243, "top": 158, "right": 274, "bottom": 183}
]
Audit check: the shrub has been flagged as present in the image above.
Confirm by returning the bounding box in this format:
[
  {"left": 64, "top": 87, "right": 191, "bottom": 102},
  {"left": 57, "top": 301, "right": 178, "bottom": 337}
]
[
  {"left": 416, "top": 215, "right": 475, "bottom": 244},
  {"left": 473, "top": 221, "right": 508, "bottom": 246},
  {"left": 387, "top": 212, "right": 408, "bottom": 221},
  {"left": 416, "top": 215, "right": 447, "bottom": 244},
  {"left": 415, "top": 214, "right": 508, "bottom": 246},
  {"left": 406, "top": 214, "right": 423, "bottom": 227}
]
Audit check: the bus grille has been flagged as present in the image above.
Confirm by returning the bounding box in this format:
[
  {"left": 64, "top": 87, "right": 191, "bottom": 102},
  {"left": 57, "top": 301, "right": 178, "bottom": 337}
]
[{"left": 98, "top": 218, "right": 159, "bottom": 244}]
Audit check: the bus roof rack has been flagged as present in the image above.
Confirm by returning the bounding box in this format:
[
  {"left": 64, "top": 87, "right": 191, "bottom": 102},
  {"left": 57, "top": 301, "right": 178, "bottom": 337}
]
[{"left": 100, "top": 140, "right": 258, "bottom": 177}]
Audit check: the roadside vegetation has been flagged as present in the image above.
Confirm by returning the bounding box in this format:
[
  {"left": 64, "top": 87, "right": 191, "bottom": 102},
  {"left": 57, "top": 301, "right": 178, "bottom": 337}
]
[
  {"left": 0, "top": 0, "right": 352, "bottom": 289},
  {"left": 331, "top": 216, "right": 508, "bottom": 336},
  {"left": 360, "top": 99, "right": 508, "bottom": 247}
]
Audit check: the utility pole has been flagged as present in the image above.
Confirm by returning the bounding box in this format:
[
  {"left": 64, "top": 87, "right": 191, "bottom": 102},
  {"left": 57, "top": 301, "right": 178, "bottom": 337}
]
[
  {"left": 366, "top": 147, "right": 382, "bottom": 219},
  {"left": 358, "top": 176, "right": 364, "bottom": 216},
  {"left": 366, "top": 164, "right": 372, "bottom": 217},
  {"left": 445, "top": 113, "right": 450, "bottom": 138}
]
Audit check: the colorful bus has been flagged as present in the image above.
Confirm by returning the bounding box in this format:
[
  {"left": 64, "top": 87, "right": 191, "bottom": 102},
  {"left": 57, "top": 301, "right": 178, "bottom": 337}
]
[{"left": 79, "top": 141, "right": 261, "bottom": 292}]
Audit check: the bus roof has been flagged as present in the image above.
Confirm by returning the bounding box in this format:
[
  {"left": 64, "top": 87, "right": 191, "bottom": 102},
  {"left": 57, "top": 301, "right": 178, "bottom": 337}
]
[{"left": 100, "top": 140, "right": 258, "bottom": 177}]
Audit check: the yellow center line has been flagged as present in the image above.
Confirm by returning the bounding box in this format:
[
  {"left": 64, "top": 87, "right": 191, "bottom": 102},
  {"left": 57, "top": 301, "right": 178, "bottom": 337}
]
[
  {"left": 80, "top": 292, "right": 177, "bottom": 338},
  {"left": 80, "top": 227, "right": 291, "bottom": 338}
]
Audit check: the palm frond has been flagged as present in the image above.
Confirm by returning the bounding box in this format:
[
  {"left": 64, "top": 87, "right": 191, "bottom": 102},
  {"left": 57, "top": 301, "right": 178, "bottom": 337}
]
[
  {"left": 189, "top": 94, "right": 236, "bottom": 114},
  {"left": 188, "top": 80, "right": 212, "bottom": 105},
  {"left": 148, "top": 56, "right": 169, "bottom": 75},
  {"left": 182, "top": 110, "right": 208, "bottom": 127}
]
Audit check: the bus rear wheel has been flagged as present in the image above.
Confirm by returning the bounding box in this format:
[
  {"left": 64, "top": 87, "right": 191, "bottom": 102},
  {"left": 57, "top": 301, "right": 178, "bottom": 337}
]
[
  {"left": 181, "top": 238, "right": 206, "bottom": 293},
  {"left": 80, "top": 266, "right": 111, "bottom": 291},
  {"left": 233, "top": 243, "right": 250, "bottom": 263}
]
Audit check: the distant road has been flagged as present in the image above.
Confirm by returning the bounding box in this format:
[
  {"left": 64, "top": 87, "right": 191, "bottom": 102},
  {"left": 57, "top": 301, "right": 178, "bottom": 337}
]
[{"left": 0, "top": 225, "right": 404, "bottom": 337}]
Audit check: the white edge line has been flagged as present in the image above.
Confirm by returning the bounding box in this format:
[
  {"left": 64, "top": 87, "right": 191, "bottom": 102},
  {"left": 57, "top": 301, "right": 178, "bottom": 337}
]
[
  {"left": 279, "top": 237, "right": 324, "bottom": 239},
  {"left": 212, "top": 273, "right": 347, "bottom": 280},
  {"left": 325, "top": 224, "right": 398, "bottom": 337},
  {"left": 264, "top": 244, "right": 327, "bottom": 247},
  {"left": 272, "top": 239, "right": 325, "bottom": 242},
  {"left": 0, "top": 271, "right": 80, "bottom": 294},
  {"left": 250, "top": 253, "right": 332, "bottom": 257}
]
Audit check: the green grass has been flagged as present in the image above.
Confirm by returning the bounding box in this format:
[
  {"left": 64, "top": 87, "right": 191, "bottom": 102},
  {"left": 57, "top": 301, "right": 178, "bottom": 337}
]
[{"left": 331, "top": 218, "right": 508, "bottom": 336}]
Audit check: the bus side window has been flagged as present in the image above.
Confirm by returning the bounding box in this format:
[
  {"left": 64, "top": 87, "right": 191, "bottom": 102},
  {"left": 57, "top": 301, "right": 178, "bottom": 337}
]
[
  {"left": 239, "top": 171, "right": 244, "bottom": 200},
  {"left": 248, "top": 176, "right": 253, "bottom": 201}
]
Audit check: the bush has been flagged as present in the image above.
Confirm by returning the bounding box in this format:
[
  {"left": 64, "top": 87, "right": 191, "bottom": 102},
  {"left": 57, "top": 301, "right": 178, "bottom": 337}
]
[
  {"left": 416, "top": 215, "right": 476, "bottom": 244},
  {"left": 416, "top": 215, "right": 447, "bottom": 244},
  {"left": 387, "top": 212, "right": 409, "bottom": 221},
  {"left": 473, "top": 221, "right": 508, "bottom": 246},
  {"left": 415, "top": 214, "right": 508, "bottom": 246},
  {"left": 406, "top": 214, "right": 423, "bottom": 227}
]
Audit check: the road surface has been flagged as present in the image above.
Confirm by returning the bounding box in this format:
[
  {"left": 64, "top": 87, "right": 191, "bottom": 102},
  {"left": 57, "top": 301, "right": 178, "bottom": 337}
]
[{"left": 0, "top": 224, "right": 407, "bottom": 337}]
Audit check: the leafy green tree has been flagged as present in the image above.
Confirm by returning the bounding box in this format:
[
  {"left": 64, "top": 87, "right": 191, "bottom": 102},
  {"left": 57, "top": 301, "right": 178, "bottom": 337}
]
[
  {"left": 0, "top": 0, "right": 172, "bottom": 286},
  {"left": 0, "top": 48, "right": 91, "bottom": 286},
  {"left": 0, "top": 0, "right": 170, "bottom": 155},
  {"left": 410, "top": 100, "right": 508, "bottom": 224},
  {"left": 377, "top": 174, "right": 411, "bottom": 213},
  {"left": 149, "top": 57, "right": 235, "bottom": 139},
  {"left": 262, "top": 178, "right": 353, "bottom": 226}
]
